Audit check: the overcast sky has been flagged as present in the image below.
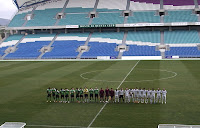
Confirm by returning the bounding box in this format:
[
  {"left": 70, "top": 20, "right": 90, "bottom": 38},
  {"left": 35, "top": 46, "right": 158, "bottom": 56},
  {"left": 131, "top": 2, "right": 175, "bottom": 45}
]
[{"left": 0, "top": 0, "right": 18, "bottom": 20}]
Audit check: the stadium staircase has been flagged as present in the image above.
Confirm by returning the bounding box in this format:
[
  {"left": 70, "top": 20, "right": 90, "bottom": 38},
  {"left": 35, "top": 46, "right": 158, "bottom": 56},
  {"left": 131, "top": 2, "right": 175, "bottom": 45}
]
[
  {"left": 37, "top": 33, "right": 59, "bottom": 59},
  {"left": 54, "top": 0, "right": 69, "bottom": 26},
  {"left": 117, "top": 31, "right": 128, "bottom": 59},
  {"left": 76, "top": 32, "right": 93, "bottom": 59},
  {"left": 22, "top": 6, "right": 37, "bottom": 27},
  {"left": 1, "top": 35, "right": 26, "bottom": 60},
  {"left": 88, "top": 0, "right": 100, "bottom": 25}
]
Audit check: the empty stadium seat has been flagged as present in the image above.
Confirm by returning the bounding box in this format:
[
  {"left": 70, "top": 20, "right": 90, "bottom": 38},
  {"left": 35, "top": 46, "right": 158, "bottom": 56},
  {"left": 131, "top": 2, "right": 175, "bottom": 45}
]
[
  {"left": 127, "top": 31, "right": 160, "bottom": 43},
  {"left": 42, "top": 40, "right": 85, "bottom": 59},
  {"left": 166, "top": 47, "right": 200, "bottom": 57},
  {"left": 82, "top": 42, "right": 119, "bottom": 58},
  {"left": 164, "top": 10, "right": 198, "bottom": 22},
  {"left": 92, "top": 13, "right": 124, "bottom": 25},
  {"left": 123, "top": 45, "right": 160, "bottom": 56},
  {"left": 164, "top": 30, "right": 200, "bottom": 44},
  {"left": 127, "top": 11, "right": 160, "bottom": 23}
]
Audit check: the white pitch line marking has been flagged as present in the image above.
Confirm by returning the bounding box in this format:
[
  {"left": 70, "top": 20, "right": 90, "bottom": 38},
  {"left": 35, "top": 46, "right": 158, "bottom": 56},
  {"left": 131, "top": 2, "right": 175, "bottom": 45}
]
[
  {"left": 80, "top": 69, "right": 177, "bottom": 83},
  {"left": 87, "top": 60, "right": 140, "bottom": 128}
]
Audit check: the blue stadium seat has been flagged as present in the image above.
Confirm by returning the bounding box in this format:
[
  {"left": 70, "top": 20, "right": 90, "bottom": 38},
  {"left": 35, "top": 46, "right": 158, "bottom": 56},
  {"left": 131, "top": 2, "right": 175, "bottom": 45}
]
[
  {"left": 58, "top": 13, "right": 90, "bottom": 25},
  {"left": 42, "top": 40, "right": 85, "bottom": 59},
  {"left": 26, "top": 8, "right": 61, "bottom": 26},
  {"left": 123, "top": 45, "right": 160, "bottom": 56},
  {"left": 164, "top": 30, "right": 200, "bottom": 44},
  {"left": 5, "top": 41, "right": 50, "bottom": 59},
  {"left": 92, "top": 13, "right": 124, "bottom": 24},
  {"left": 82, "top": 42, "right": 119, "bottom": 58},
  {"left": 127, "top": 31, "right": 160, "bottom": 43},
  {"left": 8, "top": 13, "right": 28, "bottom": 27},
  {"left": 92, "top": 32, "right": 124, "bottom": 40},
  {"left": 166, "top": 47, "right": 200, "bottom": 57},
  {"left": 164, "top": 10, "right": 198, "bottom": 22},
  {"left": 127, "top": 11, "right": 160, "bottom": 23}
]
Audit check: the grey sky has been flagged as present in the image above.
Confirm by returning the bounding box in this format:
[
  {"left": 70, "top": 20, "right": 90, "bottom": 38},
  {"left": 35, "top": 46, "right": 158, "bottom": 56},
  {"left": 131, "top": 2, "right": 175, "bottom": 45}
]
[{"left": 0, "top": 0, "right": 18, "bottom": 20}]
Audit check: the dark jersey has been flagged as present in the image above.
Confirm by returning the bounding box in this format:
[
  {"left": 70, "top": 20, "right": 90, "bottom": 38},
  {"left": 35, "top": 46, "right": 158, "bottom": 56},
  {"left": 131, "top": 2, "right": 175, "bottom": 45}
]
[
  {"left": 110, "top": 90, "right": 114, "bottom": 97},
  {"left": 99, "top": 90, "right": 104, "bottom": 97},
  {"left": 105, "top": 89, "right": 110, "bottom": 96}
]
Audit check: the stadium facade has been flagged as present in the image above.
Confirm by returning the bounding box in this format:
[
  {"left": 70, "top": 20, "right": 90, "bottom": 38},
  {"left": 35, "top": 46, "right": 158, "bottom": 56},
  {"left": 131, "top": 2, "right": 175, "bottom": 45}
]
[{"left": 0, "top": 0, "right": 200, "bottom": 60}]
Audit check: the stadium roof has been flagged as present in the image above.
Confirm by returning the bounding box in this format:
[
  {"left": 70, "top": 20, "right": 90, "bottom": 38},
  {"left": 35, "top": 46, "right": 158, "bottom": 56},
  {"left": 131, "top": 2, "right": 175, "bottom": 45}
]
[{"left": 13, "top": 0, "right": 50, "bottom": 9}]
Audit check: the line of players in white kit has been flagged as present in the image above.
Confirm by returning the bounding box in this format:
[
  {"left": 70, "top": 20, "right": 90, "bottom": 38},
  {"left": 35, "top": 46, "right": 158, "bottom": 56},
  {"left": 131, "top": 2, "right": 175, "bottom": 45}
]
[{"left": 115, "top": 87, "right": 167, "bottom": 104}]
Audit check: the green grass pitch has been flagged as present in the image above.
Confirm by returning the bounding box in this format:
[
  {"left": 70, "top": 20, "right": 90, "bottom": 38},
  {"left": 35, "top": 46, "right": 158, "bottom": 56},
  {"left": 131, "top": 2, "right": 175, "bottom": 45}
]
[{"left": 0, "top": 60, "right": 200, "bottom": 128}]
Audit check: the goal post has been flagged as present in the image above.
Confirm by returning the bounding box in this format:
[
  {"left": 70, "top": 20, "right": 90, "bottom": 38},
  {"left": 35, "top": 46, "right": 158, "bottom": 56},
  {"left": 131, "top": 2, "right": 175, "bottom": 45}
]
[{"left": 0, "top": 122, "right": 26, "bottom": 128}]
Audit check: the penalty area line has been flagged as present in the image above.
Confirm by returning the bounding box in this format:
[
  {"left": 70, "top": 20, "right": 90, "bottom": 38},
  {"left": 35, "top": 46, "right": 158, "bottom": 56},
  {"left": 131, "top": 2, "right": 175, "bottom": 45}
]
[{"left": 87, "top": 60, "right": 140, "bottom": 128}]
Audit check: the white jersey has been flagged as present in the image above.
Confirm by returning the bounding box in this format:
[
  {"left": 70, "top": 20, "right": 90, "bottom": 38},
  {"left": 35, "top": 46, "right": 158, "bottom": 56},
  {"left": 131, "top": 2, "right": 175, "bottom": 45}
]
[
  {"left": 147, "top": 90, "right": 151, "bottom": 96},
  {"left": 115, "top": 90, "right": 119, "bottom": 96},
  {"left": 151, "top": 90, "right": 156, "bottom": 96},
  {"left": 162, "top": 90, "right": 167, "bottom": 96},
  {"left": 125, "top": 90, "right": 130, "bottom": 96},
  {"left": 138, "top": 89, "right": 142, "bottom": 95},
  {"left": 129, "top": 89, "right": 133, "bottom": 96},
  {"left": 141, "top": 90, "right": 147, "bottom": 95},
  {"left": 119, "top": 90, "right": 124, "bottom": 95},
  {"left": 157, "top": 90, "right": 162, "bottom": 96},
  {"left": 133, "top": 89, "right": 137, "bottom": 95}
]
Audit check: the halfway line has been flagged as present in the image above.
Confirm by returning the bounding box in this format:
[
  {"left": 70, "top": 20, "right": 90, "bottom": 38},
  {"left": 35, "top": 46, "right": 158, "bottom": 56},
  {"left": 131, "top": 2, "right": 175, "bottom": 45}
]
[{"left": 87, "top": 60, "right": 140, "bottom": 128}]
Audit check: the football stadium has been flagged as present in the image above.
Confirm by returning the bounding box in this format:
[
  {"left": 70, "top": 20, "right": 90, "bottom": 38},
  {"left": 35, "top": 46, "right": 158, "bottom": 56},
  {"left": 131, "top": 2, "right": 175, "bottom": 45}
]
[{"left": 0, "top": 0, "right": 200, "bottom": 128}]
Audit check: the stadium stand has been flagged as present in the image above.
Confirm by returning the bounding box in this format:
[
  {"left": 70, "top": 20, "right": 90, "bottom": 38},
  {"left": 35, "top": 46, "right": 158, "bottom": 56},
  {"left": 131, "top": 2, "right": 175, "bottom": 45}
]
[
  {"left": 123, "top": 45, "right": 160, "bottom": 56},
  {"left": 164, "top": 30, "right": 200, "bottom": 44},
  {"left": 81, "top": 42, "right": 119, "bottom": 58},
  {"left": 126, "top": 31, "right": 160, "bottom": 44},
  {"left": 26, "top": 8, "right": 61, "bottom": 26},
  {"left": 3, "top": 0, "right": 200, "bottom": 59},
  {"left": 92, "top": 12, "right": 124, "bottom": 25},
  {"left": 42, "top": 40, "right": 84, "bottom": 59},
  {"left": 127, "top": 11, "right": 160, "bottom": 23},
  {"left": 8, "top": 13, "right": 28, "bottom": 27},
  {"left": 164, "top": 10, "right": 198, "bottom": 23},
  {"left": 166, "top": 47, "right": 200, "bottom": 58}
]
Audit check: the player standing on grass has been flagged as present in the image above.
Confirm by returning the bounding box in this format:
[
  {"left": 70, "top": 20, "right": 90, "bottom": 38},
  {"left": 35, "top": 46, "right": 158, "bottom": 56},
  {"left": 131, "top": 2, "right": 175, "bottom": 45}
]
[
  {"left": 84, "top": 87, "right": 89, "bottom": 103},
  {"left": 135, "top": 87, "right": 139, "bottom": 103},
  {"left": 94, "top": 87, "right": 99, "bottom": 102},
  {"left": 156, "top": 88, "right": 162, "bottom": 103},
  {"left": 114, "top": 89, "right": 119, "bottom": 103},
  {"left": 105, "top": 87, "right": 110, "bottom": 102},
  {"left": 161, "top": 88, "right": 167, "bottom": 104},
  {"left": 125, "top": 88, "right": 130, "bottom": 103},
  {"left": 60, "top": 88, "right": 65, "bottom": 102},
  {"left": 52, "top": 88, "right": 56, "bottom": 102},
  {"left": 79, "top": 88, "right": 84, "bottom": 103},
  {"left": 146, "top": 88, "right": 151, "bottom": 104},
  {"left": 138, "top": 87, "right": 142, "bottom": 103},
  {"left": 110, "top": 88, "right": 114, "bottom": 103},
  {"left": 99, "top": 88, "right": 104, "bottom": 102},
  {"left": 47, "top": 87, "right": 52, "bottom": 102},
  {"left": 65, "top": 88, "right": 70, "bottom": 103},
  {"left": 141, "top": 88, "right": 147, "bottom": 103},
  {"left": 70, "top": 88, "right": 75, "bottom": 102},
  {"left": 129, "top": 88, "right": 134, "bottom": 103},
  {"left": 55, "top": 89, "right": 60, "bottom": 102},
  {"left": 150, "top": 88, "right": 156, "bottom": 104},
  {"left": 89, "top": 88, "right": 94, "bottom": 102},
  {"left": 75, "top": 88, "right": 80, "bottom": 103},
  {"left": 119, "top": 88, "right": 124, "bottom": 103},
  {"left": 133, "top": 87, "right": 137, "bottom": 103}
]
